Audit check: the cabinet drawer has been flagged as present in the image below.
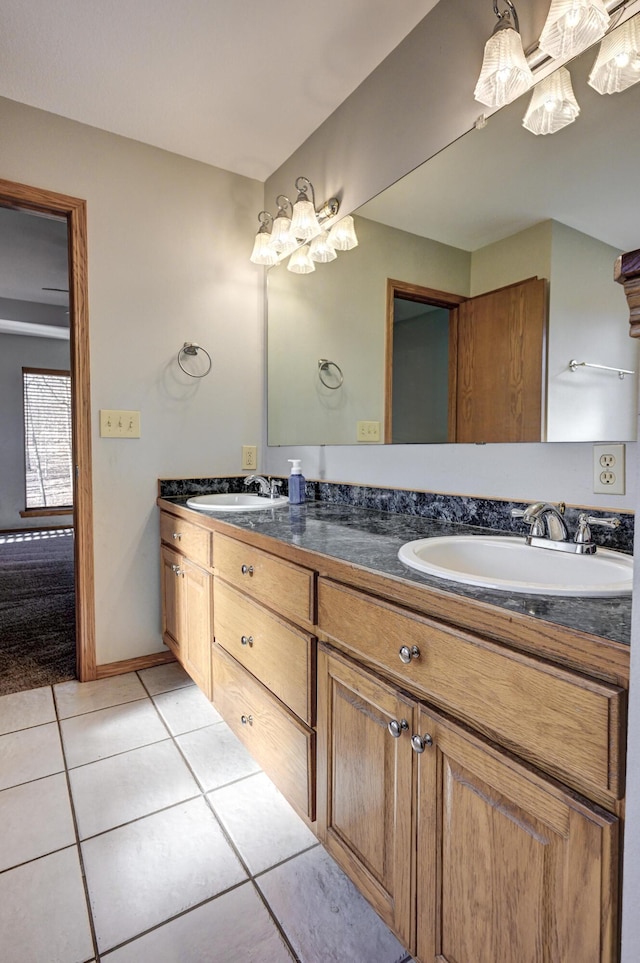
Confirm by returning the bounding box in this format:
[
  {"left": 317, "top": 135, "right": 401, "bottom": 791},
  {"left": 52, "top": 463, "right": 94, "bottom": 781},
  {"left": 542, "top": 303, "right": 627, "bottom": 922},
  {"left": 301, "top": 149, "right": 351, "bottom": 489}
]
[
  {"left": 214, "top": 579, "right": 315, "bottom": 725},
  {"left": 160, "top": 511, "right": 211, "bottom": 568},
  {"left": 212, "top": 644, "right": 315, "bottom": 820},
  {"left": 214, "top": 532, "right": 315, "bottom": 625},
  {"left": 318, "top": 578, "right": 624, "bottom": 801}
]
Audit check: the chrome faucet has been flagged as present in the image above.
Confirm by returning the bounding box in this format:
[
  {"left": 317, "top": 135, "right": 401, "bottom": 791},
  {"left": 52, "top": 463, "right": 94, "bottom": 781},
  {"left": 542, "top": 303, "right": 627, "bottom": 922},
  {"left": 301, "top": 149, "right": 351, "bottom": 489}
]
[
  {"left": 244, "top": 474, "right": 282, "bottom": 499},
  {"left": 512, "top": 501, "right": 619, "bottom": 554}
]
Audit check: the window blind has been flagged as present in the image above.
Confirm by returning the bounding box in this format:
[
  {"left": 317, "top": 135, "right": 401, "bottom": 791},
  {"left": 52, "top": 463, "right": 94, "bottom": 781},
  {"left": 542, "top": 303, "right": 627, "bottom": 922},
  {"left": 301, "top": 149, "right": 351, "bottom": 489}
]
[{"left": 23, "top": 368, "right": 73, "bottom": 509}]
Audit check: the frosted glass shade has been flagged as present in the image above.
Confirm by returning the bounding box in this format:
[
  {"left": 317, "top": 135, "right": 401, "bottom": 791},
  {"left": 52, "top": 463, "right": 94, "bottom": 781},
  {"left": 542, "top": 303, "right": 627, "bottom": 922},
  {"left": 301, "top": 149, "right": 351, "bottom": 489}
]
[
  {"left": 287, "top": 245, "right": 315, "bottom": 274},
  {"left": 309, "top": 231, "right": 337, "bottom": 263},
  {"left": 328, "top": 215, "right": 359, "bottom": 251},
  {"left": 474, "top": 25, "right": 534, "bottom": 108},
  {"left": 291, "top": 199, "right": 321, "bottom": 241},
  {"left": 250, "top": 231, "right": 279, "bottom": 266},
  {"left": 539, "top": 0, "right": 610, "bottom": 59},
  {"left": 271, "top": 213, "right": 293, "bottom": 252},
  {"left": 589, "top": 16, "right": 640, "bottom": 94},
  {"left": 523, "top": 67, "right": 580, "bottom": 135}
]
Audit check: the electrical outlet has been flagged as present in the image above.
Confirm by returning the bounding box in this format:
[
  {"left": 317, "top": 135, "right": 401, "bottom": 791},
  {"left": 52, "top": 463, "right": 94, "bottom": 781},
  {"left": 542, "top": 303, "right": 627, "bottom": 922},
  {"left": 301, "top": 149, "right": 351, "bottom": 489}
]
[
  {"left": 593, "top": 443, "right": 625, "bottom": 494},
  {"left": 100, "top": 409, "right": 141, "bottom": 438},
  {"left": 357, "top": 420, "right": 381, "bottom": 442},
  {"left": 242, "top": 445, "right": 257, "bottom": 470}
]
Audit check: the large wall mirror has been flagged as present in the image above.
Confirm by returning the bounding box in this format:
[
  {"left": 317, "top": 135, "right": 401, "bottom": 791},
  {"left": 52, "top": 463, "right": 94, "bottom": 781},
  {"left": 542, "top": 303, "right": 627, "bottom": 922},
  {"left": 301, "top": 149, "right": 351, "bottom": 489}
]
[{"left": 267, "top": 15, "right": 639, "bottom": 446}]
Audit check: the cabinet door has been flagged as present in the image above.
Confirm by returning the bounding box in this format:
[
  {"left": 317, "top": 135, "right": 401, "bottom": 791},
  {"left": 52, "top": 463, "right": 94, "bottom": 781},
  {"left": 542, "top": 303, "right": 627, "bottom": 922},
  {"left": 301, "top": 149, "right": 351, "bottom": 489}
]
[
  {"left": 161, "top": 544, "right": 184, "bottom": 656},
  {"left": 182, "top": 558, "right": 212, "bottom": 698},
  {"left": 317, "top": 646, "right": 415, "bottom": 950},
  {"left": 416, "top": 707, "right": 619, "bottom": 963}
]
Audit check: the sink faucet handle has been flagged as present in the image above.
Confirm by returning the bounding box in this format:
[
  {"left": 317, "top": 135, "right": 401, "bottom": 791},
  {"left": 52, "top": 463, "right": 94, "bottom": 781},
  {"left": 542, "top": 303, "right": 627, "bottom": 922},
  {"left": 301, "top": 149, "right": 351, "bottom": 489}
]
[
  {"left": 575, "top": 513, "right": 620, "bottom": 545},
  {"left": 269, "top": 478, "right": 283, "bottom": 497}
]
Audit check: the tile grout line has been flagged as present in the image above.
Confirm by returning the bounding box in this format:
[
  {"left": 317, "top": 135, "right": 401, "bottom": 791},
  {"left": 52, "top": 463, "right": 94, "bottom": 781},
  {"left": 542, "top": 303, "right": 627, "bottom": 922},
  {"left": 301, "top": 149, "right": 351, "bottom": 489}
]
[{"left": 52, "top": 681, "right": 102, "bottom": 963}]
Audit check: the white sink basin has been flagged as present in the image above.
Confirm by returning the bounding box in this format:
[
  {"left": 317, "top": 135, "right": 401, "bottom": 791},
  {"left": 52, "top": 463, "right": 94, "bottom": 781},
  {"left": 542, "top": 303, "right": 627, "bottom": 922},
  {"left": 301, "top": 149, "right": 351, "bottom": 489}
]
[
  {"left": 398, "top": 535, "right": 633, "bottom": 597},
  {"left": 186, "top": 493, "right": 289, "bottom": 512}
]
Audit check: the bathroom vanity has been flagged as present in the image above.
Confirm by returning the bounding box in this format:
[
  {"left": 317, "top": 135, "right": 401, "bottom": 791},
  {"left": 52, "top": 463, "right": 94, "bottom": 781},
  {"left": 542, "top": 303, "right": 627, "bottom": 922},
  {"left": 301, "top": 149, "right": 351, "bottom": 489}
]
[{"left": 157, "top": 493, "right": 629, "bottom": 963}]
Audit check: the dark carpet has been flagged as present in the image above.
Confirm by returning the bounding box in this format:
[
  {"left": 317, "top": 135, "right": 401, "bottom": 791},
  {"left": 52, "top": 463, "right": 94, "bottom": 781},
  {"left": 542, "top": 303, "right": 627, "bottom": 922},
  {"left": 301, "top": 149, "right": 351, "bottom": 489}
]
[{"left": 0, "top": 529, "right": 77, "bottom": 696}]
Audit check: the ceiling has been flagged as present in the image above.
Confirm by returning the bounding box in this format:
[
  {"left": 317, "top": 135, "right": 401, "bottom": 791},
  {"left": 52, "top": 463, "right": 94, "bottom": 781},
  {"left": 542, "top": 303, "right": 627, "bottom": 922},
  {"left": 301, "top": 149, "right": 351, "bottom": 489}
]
[{"left": 0, "top": 0, "right": 440, "bottom": 182}]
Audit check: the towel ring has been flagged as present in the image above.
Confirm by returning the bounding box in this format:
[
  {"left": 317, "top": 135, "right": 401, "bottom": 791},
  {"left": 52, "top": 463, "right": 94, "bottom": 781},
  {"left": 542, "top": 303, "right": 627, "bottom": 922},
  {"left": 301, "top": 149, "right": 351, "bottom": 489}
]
[
  {"left": 178, "top": 342, "right": 212, "bottom": 378},
  {"left": 318, "top": 358, "right": 344, "bottom": 389}
]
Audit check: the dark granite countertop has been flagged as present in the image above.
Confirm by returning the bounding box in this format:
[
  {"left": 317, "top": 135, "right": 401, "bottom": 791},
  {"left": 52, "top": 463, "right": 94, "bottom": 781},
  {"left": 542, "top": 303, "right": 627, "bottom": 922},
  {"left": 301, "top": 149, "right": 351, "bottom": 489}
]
[{"left": 160, "top": 496, "right": 631, "bottom": 647}]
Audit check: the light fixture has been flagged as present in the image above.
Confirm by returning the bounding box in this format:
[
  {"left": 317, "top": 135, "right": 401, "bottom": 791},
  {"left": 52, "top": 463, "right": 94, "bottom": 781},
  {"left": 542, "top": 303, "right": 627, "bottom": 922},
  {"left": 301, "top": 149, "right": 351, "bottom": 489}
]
[
  {"left": 287, "top": 245, "right": 315, "bottom": 274},
  {"left": 589, "top": 14, "right": 640, "bottom": 94},
  {"left": 474, "top": 1, "right": 534, "bottom": 108},
  {"left": 249, "top": 211, "right": 279, "bottom": 266},
  {"left": 523, "top": 66, "right": 580, "bottom": 134},
  {"left": 290, "top": 177, "right": 323, "bottom": 241},
  {"left": 328, "top": 215, "right": 359, "bottom": 251},
  {"left": 539, "top": 0, "right": 610, "bottom": 60},
  {"left": 270, "top": 195, "right": 294, "bottom": 252},
  {"left": 249, "top": 175, "right": 358, "bottom": 272}
]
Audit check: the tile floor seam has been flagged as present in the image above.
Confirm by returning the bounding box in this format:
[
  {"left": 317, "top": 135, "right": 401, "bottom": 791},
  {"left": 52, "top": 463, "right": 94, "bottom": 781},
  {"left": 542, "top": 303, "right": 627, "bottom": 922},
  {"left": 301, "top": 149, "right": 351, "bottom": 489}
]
[
  {"left": 54, "top": 683, "right": 102, "bottom": 963},
  {"left": 53, "top": 692, "right": 151, "bottom": 721},
  {"left": 76, "top": 791, "right": 205, "bottom": 844}
]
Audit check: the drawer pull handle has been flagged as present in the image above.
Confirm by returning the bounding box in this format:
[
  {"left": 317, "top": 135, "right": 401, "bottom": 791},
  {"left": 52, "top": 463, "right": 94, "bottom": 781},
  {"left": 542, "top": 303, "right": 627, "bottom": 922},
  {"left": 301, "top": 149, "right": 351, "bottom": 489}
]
[
  {"left": 172, "top": 532, "right": 182, "bottom": 541},
  {"left": 241, "top": 635, "right": 254, "bottom": 647},
  {"left": 241, "top": 714, "right": 253, "bottom": 726},
  {"left": 399, "top": 645, "right": 420, "bottom": 664},
  {"left": 388, "top": 719, "right": 409, "bottom": 738},
  {"left": 411, "top": 733, "right": 433, "bottom": 753},
  {"left": 241, "top": 564, "right": 254, "bottom": 576}
]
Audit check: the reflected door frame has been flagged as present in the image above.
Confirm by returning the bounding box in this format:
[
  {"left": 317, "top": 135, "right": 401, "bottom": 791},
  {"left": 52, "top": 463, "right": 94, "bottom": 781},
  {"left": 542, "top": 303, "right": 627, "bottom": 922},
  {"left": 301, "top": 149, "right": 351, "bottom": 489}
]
[
  {"left": 0, "top": 177, "right": 96, "bottom": 682},
  {"left": 384, "top": 279, "right": 466, "bottom": 443}
]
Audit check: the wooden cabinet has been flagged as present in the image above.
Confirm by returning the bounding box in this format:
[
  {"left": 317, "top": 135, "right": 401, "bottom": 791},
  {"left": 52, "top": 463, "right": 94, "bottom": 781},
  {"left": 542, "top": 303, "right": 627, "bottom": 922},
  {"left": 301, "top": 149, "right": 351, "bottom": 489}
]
[
  {"left": 212, "top": 531, "right": 317, "bottom": 823},
  {"left": 160, "top": 513, "right": 212, "bottom": 698},
  {"left": 318, "top": 645, "right": 620, "bottom": 963}
]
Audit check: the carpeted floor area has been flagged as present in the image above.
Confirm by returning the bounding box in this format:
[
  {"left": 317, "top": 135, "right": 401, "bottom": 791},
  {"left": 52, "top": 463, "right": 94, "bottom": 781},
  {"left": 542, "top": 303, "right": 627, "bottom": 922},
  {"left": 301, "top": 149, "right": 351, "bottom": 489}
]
[{"left": 0, "top": 528, "right": 76, "bottom": 695}]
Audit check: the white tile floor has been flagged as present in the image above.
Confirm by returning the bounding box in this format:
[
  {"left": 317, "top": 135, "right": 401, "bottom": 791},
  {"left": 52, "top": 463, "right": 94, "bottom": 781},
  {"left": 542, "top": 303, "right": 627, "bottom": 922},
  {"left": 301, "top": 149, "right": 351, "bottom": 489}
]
[{"left": 0, "top": 662, "right": 413, "bottom": 963}]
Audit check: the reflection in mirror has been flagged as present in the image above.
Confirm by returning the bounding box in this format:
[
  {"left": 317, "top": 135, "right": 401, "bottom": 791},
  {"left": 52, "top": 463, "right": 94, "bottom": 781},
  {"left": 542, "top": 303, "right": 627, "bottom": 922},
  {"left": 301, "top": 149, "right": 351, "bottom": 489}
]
[{"left": 267, "top": 14, "right": 639, "bottom": 447}]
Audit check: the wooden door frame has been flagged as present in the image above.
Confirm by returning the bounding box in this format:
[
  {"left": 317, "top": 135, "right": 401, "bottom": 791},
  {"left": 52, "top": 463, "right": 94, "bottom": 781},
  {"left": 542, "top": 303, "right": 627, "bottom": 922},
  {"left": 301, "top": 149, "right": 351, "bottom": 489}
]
[
  {"left": 0, "top": 177, "right": 96, "bottom": 681},
  {"left": 384, "top": 279, "right": 467, "bottom": 444}
]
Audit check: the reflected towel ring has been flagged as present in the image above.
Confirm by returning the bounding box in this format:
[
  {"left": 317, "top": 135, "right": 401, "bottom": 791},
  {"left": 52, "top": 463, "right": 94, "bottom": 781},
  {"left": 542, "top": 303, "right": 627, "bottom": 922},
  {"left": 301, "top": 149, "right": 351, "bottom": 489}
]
[
  {"left": 178, "top": 342, "right": 212, "bottom": 378},
  {"left": 318, "top": 358, "right": 344, "bottom": 389}
]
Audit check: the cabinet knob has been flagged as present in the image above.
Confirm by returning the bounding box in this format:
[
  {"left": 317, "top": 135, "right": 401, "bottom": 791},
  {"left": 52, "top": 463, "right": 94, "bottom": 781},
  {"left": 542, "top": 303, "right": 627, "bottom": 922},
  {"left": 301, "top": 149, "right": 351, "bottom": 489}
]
[
  {"left": 387, "top": 718, "right": 409, "bottom": 738},
  {"left": 171, "top": 564, "right": 183, "bottom": 577},
  {"left": 241, "top": 714, "right": 253, "bottom": 726},
  {"left": 398, "top": 645, "right": 420, "bottom": 664},
  {"left": 411, "top": 733, "right": 433, "bottom": 753},
  {"left": 241, "top": 635, "right": 254, "bottom": 647},
  {"left": 172, "top": 532, "right": 182, "bottom": 541},
  {"left": 241, "top": 564, "right": 254, "bottom": 576}
]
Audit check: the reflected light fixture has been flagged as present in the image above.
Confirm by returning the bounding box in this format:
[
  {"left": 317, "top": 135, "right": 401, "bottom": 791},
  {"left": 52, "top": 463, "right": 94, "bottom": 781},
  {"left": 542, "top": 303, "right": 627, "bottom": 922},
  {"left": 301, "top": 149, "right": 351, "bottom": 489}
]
[
  {"left": 287, "top": 245, "right": 315, "bottom": 274},
  {"left": 522, "top": 66, "right": 580, "bottom": 133},
  {"left": 539, "top": 0, "right": 610, "bottom": 60},
  {"left": 589, "top": 14, "right": 640, "bottom": 94},
  {"left": 474, "top": 0, "right": 534, "bottom": 108},
  {"left": 250, "top": 175, "right": 358, "bottom": 272},
  {"left": 328, "top": 214, "right": 359, "bottom": 251}
]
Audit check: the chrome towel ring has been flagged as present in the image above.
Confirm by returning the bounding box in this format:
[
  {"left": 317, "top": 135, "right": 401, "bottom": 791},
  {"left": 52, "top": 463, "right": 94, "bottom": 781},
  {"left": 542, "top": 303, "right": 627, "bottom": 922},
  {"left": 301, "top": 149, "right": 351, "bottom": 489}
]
[
  {"left": 178, "top": 343, "right": 212, "bottom": 378},
  {"left": 318, "top": 358, "right": 344, "bottom": 389}
]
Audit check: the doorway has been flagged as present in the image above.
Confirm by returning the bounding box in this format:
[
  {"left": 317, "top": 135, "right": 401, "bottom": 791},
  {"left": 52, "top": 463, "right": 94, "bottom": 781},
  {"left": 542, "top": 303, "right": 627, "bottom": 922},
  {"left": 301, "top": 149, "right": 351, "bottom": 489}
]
[{"left": 0, "top": 178, "right": 95, "bottom": 685}]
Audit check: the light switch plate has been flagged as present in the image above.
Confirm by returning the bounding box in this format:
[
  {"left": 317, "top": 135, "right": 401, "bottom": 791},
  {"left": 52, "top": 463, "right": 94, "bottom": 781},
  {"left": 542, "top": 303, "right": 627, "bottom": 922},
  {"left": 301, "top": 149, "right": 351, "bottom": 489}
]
[{"left": 100, "top": 409, "right": 141, "bottom": 438}]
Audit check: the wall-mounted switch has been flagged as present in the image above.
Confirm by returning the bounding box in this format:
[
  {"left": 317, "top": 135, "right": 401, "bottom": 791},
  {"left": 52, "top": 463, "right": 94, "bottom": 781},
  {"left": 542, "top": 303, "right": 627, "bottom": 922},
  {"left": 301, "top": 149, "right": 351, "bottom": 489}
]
[
  {"left": 357, "top": 420, "right": 381, "bottom": 442},
  {"left": 242, "top": 445, "right": 258, "bottom": 470},
  {"left": 593, "top": 443, "right": 625, "bottom": 494},
  {"left": 100, "top": 409, "right": 141, "bottom": 438}
]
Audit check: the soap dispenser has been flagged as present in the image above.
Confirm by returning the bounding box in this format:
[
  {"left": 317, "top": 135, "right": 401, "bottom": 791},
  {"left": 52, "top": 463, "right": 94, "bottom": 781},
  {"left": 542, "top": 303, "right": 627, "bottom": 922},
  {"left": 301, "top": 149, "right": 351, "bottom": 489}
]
[{"left": 288, "top": 459, "right": 306, "bottom": 505}]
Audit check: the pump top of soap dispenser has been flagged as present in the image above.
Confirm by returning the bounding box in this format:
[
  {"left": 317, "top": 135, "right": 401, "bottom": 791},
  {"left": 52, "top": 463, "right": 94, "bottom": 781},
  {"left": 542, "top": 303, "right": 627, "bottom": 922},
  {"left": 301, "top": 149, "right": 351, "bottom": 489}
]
[{"left": 288, "top": 459, "right": 302, "bottom": 474}]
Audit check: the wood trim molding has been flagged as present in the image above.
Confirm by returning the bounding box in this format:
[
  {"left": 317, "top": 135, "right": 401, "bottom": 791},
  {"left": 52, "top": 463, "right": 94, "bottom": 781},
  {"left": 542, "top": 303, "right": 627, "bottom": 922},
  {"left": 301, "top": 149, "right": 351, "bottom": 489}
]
[
  {"left": 96, "top": 651, "right": 177, "bottom": 680},
  {"left": 614, "top": 247, "right": 640, "bottom": 338},
  {"left": 0, "top": 178, "right": 96, "bottom": 681}
]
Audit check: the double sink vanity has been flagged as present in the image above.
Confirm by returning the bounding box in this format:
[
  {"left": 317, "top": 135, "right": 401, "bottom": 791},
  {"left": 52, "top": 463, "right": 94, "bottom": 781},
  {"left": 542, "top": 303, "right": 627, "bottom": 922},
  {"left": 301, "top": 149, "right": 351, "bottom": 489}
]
[{"left": 157, "top": 480, "right": 631, "bottom": 963}]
